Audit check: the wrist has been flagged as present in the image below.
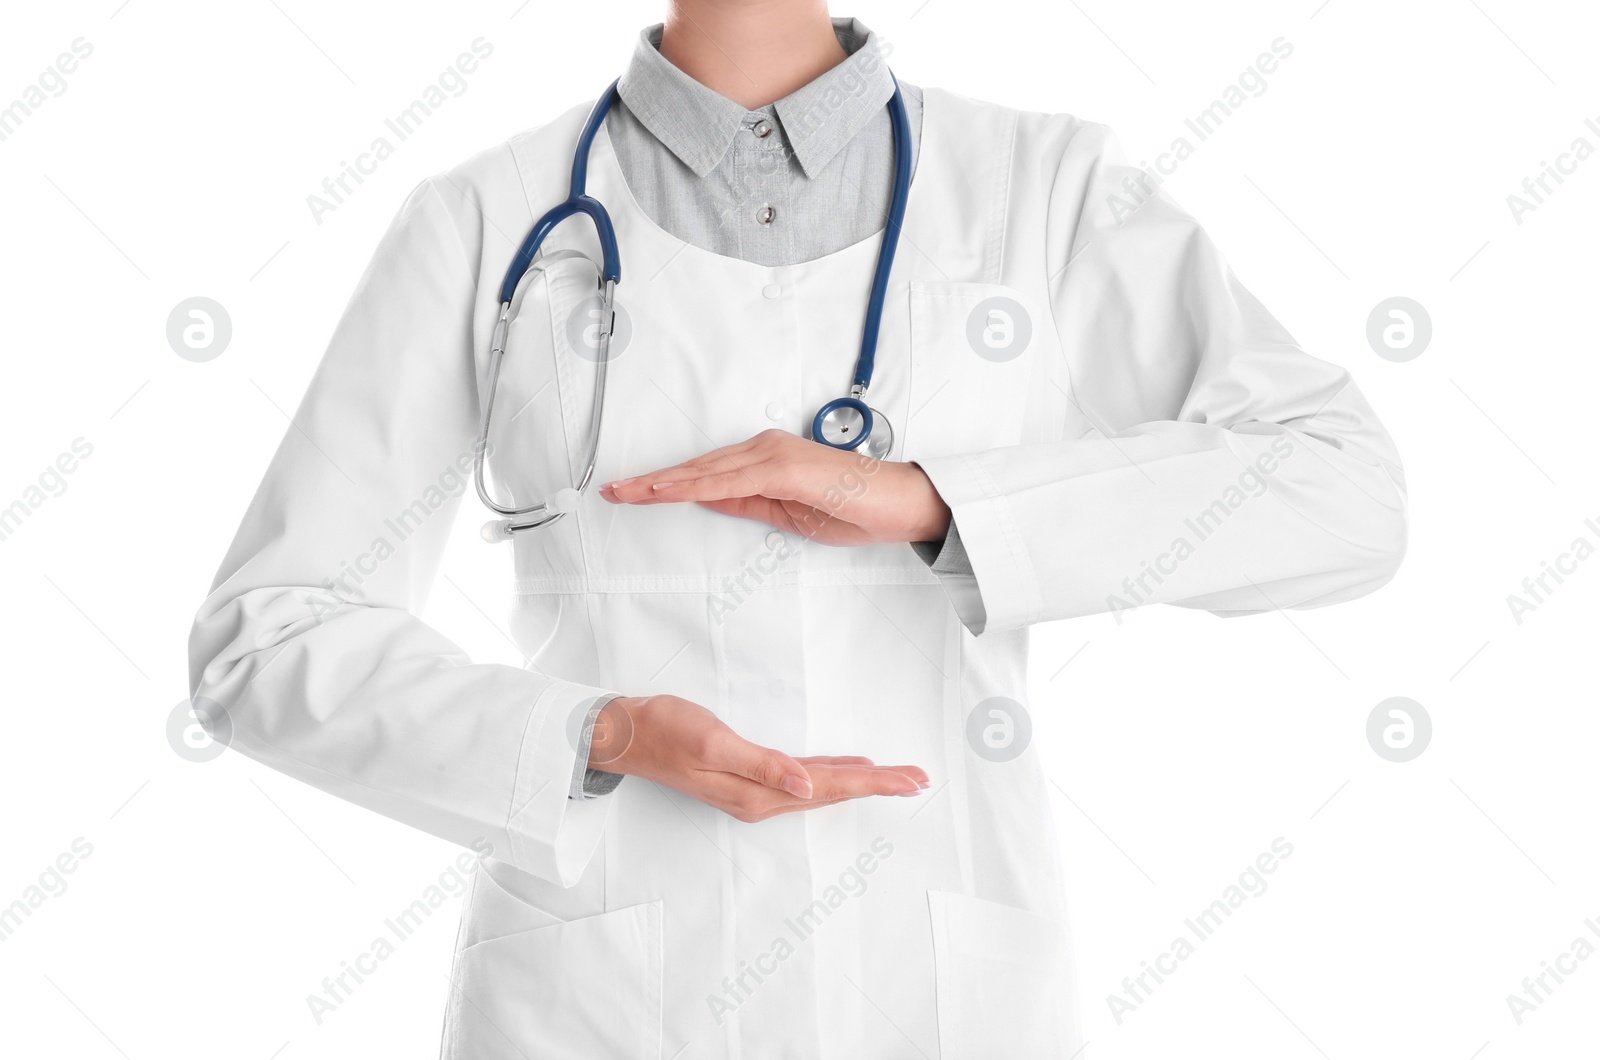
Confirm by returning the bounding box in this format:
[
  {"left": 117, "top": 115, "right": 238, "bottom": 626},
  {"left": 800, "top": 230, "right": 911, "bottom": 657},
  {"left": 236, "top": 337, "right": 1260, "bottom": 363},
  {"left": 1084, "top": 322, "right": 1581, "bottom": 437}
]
[
  {"left": 588, "top": 696, "right": 643, "bottom": 774},
  {"left": 899, "top": 462, "right": 952, "bottom": 543}
]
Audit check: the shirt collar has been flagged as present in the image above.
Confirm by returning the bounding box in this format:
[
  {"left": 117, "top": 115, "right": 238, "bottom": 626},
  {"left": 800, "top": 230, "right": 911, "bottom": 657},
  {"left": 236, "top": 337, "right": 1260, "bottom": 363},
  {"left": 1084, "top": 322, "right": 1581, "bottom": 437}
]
[{"left": 616, "top": 17, "right": 896, "bottom": 179}]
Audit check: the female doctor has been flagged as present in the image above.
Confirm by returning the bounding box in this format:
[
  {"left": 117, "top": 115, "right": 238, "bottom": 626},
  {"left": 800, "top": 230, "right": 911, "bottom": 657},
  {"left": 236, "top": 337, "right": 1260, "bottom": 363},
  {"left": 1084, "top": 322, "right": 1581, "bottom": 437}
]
[{"left": 189, "top": 3, "right": 1408, "bottom": 1057}]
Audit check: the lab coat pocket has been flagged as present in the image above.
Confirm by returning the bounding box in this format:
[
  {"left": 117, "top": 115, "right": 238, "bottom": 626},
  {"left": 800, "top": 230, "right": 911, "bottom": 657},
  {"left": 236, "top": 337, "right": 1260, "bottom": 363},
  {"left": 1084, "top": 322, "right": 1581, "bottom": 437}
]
[
  {"left": 447, "top": 894, "right": 664, "bottom": 1060},
  {"left": 904, "top": 281, "right": 1049, "bottom": 461},
  {"left": 927, "top": 890, "right": 1076, "bottom": 1059},
  {"left": 460, "top": 859, "right": 568, "bottom": 950}
]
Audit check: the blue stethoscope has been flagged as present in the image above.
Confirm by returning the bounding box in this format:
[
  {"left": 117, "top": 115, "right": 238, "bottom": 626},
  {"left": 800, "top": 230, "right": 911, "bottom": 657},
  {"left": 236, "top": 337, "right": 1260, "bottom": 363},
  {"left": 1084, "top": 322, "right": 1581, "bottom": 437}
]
[{"left": 476, "top": 76, "right": 912, "bottom": 539}]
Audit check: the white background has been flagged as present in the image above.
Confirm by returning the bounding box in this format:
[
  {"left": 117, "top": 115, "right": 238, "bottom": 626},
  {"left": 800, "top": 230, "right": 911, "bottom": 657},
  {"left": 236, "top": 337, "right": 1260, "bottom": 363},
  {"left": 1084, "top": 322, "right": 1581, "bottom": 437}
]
[{"left": 2, "top": 1, "right": 1596, "bottom": 1057}]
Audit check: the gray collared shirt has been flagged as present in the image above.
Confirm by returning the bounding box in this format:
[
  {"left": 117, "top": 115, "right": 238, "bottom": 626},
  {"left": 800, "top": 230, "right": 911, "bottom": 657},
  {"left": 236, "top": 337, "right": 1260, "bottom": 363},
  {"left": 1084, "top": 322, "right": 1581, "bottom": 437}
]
[
  {"left": 571, "top": 18, "right": 973, "bottom": 799},
  {"left": 610, "top": 18, "right": 921, "bottom": 266}
]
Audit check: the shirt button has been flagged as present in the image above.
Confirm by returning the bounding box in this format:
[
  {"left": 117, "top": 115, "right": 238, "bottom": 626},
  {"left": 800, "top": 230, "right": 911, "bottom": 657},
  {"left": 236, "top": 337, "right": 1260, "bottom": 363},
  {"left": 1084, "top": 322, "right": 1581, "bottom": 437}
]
[
  {"left": 762, "top": 283, "right": 782, "bottom": 299},
  {"left": 764, "top": 402, "right": 784, "bottom": 421},
  {"left": 753, "top": 119, "right": 774, "bottom": 139},
  {"left": 765, "top": 530, "right": 787, "bottom": 551},
  {"left": 756, "top": 204, "right": 775, "bottom": 225}
]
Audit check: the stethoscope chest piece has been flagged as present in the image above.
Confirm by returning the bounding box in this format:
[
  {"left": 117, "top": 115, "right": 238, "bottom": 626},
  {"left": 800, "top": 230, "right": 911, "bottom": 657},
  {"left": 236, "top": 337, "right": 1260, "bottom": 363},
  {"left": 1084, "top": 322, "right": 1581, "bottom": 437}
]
[{"left": 813, "top": 397, "right": 895, "bottom": 459}]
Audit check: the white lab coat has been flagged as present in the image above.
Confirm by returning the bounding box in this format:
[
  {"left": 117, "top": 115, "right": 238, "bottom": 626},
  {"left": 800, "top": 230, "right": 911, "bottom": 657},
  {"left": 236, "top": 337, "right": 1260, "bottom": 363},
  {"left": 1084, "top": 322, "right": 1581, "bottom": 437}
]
[{"left": 190, "top": 88, "right": 1406, "bottom": 1059}]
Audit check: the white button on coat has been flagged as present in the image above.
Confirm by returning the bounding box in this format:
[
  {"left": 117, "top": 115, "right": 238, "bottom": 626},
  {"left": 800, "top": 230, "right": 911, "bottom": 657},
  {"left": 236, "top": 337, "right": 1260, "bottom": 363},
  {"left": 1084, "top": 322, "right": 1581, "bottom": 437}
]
[{"left": 189, "top": 88, "right": 1407, "bottom": 1060}]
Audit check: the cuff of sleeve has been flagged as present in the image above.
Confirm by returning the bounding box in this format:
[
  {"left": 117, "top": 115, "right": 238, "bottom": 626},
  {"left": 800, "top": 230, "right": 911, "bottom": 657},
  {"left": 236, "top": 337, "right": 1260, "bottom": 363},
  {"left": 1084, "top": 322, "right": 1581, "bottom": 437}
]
[
  {"left": 582, "top": 767, "right": 626, "bottom": 797},
  {"left": 912, "top": 453, "right": 1042, "bottom": 635},
  {"left": 910, "top": 517, "right": 987, "bottom": 633},
  {"left": 930, "top": 521, "right": 976, "bottom": 576},
  {"left": 508, "top": 681, "right": 623, "bottom": 886},
  {"left": 910, "top": 517, "right": 974, "bottom": 576},
  {"left": 570, "top": 694, "right": 626, "bottom": 799}
]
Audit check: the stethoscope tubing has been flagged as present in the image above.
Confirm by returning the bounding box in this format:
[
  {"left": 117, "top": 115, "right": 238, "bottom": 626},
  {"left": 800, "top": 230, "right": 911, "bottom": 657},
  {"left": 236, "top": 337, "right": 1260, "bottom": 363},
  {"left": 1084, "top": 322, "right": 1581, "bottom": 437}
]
[
  {"left": 477, "top": 71, "right": 911, "bottom": 535},
  {"left": 852, "top": 74, "right": 913, "bottom": 392},
  {"left": 498, "top": 82, "right": 623, "bottom": 303}
]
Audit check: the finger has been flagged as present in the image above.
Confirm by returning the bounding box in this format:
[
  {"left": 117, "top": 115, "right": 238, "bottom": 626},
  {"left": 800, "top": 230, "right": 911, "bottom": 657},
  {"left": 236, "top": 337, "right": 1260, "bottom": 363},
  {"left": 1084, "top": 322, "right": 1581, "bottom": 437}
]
[
  {"left": 611, "top": 429, "right": 820, "bottom": 503},
  {"left": 818, "top": 765, "right": 930, "bottom": 792},
  {"left": 798, "top": 760, "right": 929, "bottom": 785},
  {"left": 876, "top": 764, "right": 931, "bottom": 787},
  {"left": 712, "top": 761, "right": 921, "bottom": 803},
  {"left": 693, "top": 496, "right": 799, "bottom": 530},
  {"left": 709, "top": 776, "right": 893, "bottom": 823},
  {"left": 647, "top": 468, "right": 771, "bottom": 504},
  {"left": 765, "top": 796, "right": 854, "bottom": 818},
  {"left": 708, "top": 732, "right": 815, "bottom": 799},
  {"left": 629, "top": 459, "right": 769, "bottom": 504},
  {"left": 602, "top": 447, "right": 760, "bottom": 502},
  {"left": 687, "top": 770, "right": 844, "bottom": 821},
  {"left": 699, "top": 765, "right": 922, "bottom": 823},
  {"left": 696, "top": 498, "right": 865, "bottom": 545},
  {"left": 804, "top": 763, "right": 925, "bottom": 800},
  {"left": 598, "top": 483, "right": 666, "bottom": 505}
]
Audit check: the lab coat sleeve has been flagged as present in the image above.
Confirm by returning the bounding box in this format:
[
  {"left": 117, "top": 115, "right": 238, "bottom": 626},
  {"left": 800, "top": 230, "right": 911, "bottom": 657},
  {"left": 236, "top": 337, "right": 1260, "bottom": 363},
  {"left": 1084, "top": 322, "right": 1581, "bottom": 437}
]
[
  {"left": 188, "top": 178, "right": 618, "bottom": 886},
  {"left": 914, "top": 123, "right": 1408, "bottom": 635}
]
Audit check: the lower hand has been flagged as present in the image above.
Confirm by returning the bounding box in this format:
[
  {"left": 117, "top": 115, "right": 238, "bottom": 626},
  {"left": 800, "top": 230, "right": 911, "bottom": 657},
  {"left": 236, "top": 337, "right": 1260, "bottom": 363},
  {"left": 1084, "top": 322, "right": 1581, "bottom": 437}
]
[
  {"left": 590, "top": 695, "right": 929, "bottom": 822},
  {"left": 598, "top": 430, "right": 951, "bottom": 546}
]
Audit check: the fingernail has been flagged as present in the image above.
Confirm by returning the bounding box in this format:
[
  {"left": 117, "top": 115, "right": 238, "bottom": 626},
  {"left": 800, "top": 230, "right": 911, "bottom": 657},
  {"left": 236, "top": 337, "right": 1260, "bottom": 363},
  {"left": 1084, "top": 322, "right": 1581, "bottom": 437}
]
[
  {"left": 896, "top": 788, "right": 924, "bottom": 797},
  {"left": 603, "top": 478, "right": 634, "bottom": 489},
  {"left": 651, "top": 482, "right": 677, "bottom": 491},
  {"left": 780, "top": 775, "right": 813, "bottom": 799}
]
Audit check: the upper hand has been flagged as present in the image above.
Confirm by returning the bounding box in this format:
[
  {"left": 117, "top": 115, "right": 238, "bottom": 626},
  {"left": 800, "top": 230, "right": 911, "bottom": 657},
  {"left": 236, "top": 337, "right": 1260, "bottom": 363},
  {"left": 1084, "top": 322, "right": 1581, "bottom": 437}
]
[{"left": 598, "top": 429, "right": 952, "bottom": 547}]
